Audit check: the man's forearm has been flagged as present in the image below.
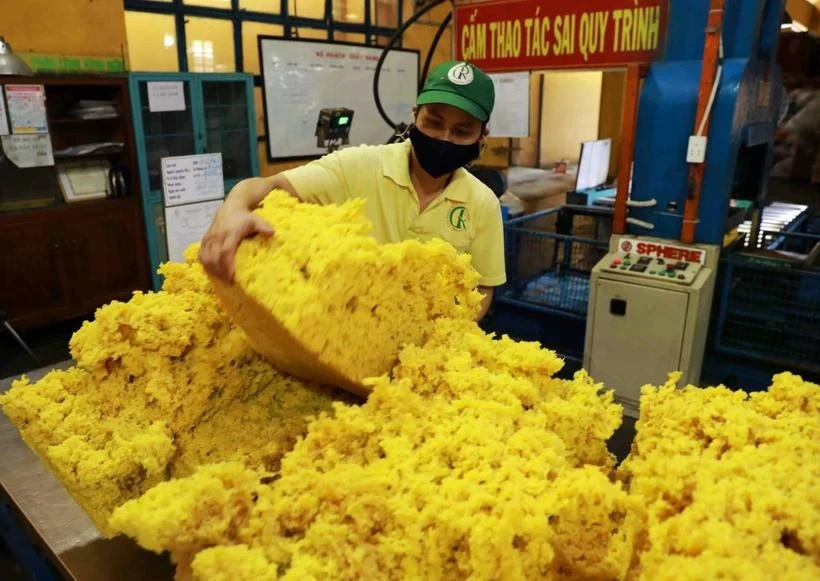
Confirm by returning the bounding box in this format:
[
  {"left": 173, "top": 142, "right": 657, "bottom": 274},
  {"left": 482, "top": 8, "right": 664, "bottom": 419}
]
[
  {"left": 225, "top": 175, "right": 298, "bottom": 210},
  {"left": 476, "top": 286, "right": 494, "bottom": 321}
]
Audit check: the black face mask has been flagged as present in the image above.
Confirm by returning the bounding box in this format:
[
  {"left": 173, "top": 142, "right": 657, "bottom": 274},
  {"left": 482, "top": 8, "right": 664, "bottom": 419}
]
[{"left": 409, "top": 125, "right": 481, "bottom": 178}]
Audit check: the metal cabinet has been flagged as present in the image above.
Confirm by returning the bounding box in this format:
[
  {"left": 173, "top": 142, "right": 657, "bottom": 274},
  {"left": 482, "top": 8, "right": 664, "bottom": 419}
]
[{"left": 129, "top": 73, "right": 259, "bottom": 289}]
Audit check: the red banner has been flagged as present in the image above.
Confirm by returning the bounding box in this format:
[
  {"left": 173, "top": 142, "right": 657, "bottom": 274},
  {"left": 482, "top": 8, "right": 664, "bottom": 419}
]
[{"left": 454, "top": 0, "right": 669, "bottom": 72}]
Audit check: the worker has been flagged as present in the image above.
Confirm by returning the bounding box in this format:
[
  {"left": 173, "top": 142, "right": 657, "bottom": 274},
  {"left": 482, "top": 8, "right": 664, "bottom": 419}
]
[{"left": 199, "top": 61, "right": 506, "bottom": 320}]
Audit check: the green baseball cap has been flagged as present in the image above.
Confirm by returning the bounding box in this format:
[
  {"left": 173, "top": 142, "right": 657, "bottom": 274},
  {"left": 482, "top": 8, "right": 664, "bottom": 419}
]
[{"left": 416, "top": 61, "right": 495, "bottom": 123}]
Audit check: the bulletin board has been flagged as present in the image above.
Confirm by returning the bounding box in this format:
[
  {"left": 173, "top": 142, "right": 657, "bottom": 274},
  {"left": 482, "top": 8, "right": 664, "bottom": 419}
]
[{"left": 258, "top": 38, "right": 419, "bottom": 160}]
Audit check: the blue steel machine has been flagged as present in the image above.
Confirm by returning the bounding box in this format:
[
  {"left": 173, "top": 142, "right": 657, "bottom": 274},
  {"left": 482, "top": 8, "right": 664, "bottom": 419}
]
[
  {"left": 581, "top": 0, "right": 791, "bottom": 415},
  {"left": 629, "top": 0, "right": 784, "bottom": 243},
  {"left": 486, "top": 0, "right": 816, "bottom": 406}
]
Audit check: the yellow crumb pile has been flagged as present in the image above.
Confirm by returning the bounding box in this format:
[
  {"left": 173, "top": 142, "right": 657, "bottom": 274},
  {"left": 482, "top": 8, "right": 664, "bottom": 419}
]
[
  {"left": 210, "top": 191, "right": 483, "bottom": 393},
  {"left": 0, "top": 251, "right": 346, "bottom": 535},
  {"left": 110, "top": 319, "right": 642, "bottom": 580},
  {"left": 619, "top": 372, "right": 820, "bottom": 580},
  {"left": 3, "top": 189, "right": 818, "bottom": 580}
]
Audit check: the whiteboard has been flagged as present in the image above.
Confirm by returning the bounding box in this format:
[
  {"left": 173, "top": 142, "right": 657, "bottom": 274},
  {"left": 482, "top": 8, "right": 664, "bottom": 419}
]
[{"left": 259, "top": 38, "right": 419, "bottom": 160}]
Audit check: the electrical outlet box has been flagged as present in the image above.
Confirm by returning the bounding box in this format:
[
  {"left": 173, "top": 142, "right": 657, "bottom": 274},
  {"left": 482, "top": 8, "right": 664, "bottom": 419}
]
[{"left": 687, "top": 135, "right": 708, "bottom": 163}]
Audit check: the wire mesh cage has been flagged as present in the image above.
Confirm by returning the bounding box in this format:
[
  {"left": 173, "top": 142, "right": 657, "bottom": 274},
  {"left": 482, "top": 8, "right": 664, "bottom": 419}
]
[
  {"left": 713, "top": 230, "right": 820, "bottom": 374},
  {"left": 499, "top": 207, "right": 611, "bottom": 318}
]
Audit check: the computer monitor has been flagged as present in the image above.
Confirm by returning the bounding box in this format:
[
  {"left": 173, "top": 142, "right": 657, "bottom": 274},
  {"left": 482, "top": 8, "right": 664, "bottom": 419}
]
[{"left": 575, "top": 138, "right": 612, "bottom": 191}]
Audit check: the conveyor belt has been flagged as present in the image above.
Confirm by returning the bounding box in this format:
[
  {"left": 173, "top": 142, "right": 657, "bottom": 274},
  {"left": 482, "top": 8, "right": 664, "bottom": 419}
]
[
  {"left": 0, "top": 363, "right": 173, "bottom": 580},
  {"left": 738, "top": 202, "right": 809, "bottom": 248}
]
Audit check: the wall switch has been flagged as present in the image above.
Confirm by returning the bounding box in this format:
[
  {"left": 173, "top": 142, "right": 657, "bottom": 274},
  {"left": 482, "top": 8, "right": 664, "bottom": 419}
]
[{"left": 687, "top": 135, "right": 707, "bottom": 163}]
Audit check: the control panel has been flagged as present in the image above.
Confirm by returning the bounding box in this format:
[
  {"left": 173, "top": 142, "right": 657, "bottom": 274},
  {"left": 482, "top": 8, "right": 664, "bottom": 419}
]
[
  {"left": 586, "top": 236, "right": 719, "bottom": 418},
  {"left": 600, "top": 253, "right": 703, "bottom": 284}
]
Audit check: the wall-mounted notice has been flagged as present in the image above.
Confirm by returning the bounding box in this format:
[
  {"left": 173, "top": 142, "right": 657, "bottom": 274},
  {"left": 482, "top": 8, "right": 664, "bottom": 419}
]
[
  {"left": 147, "top": 81, "right": 186, "bottom": 112},
  {"left": 1, "top": 134, "right": 54, "bottom": 167},
  {"left": 0, "top": 87, "right": 9, "bottom": 136},
  {"left": 5, "top": 85, "right": 48, "bottom": 134},
  {"left": 160, "top": 153, "right": 224, "bottom": 207},
  {"left": 164, "top": 199, "right": 223, "bottom": 263},
  {"left": 487, "top": 72, "right": 530, "bottom": 138},
  {"left": 454, "top": 0, "right": 669, "bottom": 72}
]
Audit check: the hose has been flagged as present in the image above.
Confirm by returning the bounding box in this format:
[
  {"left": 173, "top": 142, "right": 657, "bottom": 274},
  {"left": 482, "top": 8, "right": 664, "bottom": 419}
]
[
  {"left": 419, "top": 10, "right": 453, "bottom": 93},
  {"left": 697, "top": 34, "right": 724, "bottom": 137},
  {"left": 373, "top": 0, "right": 449, "bottom": 130},
  {"left": 626, "top": 217, "right": 655, "bottom": 230}
]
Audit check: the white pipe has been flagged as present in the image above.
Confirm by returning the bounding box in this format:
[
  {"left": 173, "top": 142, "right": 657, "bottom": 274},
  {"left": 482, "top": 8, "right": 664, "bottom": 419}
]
[
  {"left": 626, "top": 217, "right": 655, "bottom": 230},
  {"left": 598, "top": 197, "right": 657, "bottom": 208},
  {"left": 697, "top": 35, "right": 724, "bottom": 137}
]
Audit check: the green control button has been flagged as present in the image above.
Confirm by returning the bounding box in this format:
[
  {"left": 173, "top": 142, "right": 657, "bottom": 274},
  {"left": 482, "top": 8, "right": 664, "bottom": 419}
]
[{"left": 649, "top": 270, "right": 656, "bottom": 275}]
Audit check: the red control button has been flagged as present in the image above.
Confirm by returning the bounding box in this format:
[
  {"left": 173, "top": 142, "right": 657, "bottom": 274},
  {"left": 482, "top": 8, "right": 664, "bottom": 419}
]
[
  {"left": 613, "top": 258, "right": 622, "bottom": 265},
  {"left": 666, "top": 263, "right": 676, "bottom": 271}
]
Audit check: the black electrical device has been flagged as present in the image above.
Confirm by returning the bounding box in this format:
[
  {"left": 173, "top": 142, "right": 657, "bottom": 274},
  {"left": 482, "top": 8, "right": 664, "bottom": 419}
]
[{"left": 315, "top": 107, "right": 354, "bottom": 152}]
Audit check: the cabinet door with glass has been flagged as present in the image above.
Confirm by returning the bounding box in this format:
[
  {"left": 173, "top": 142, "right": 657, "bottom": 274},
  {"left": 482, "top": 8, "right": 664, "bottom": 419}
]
[{"left": 129, "top": 73, "right": 259, "bottom": 290}]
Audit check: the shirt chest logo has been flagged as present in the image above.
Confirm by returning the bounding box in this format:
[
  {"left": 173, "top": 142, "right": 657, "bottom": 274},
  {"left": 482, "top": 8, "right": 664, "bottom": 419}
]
[{"left": 448, "top": 205, "right": 468, "bottom": 231}]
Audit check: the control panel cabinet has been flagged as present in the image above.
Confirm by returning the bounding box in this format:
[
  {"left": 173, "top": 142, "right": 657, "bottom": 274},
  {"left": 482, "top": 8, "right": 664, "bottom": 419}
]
[{"left": 583, "top": 236, "right": 720, "bottom": 418}]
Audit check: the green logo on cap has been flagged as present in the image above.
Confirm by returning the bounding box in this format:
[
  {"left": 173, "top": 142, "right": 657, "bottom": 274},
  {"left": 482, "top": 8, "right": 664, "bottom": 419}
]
[{"left": 449, "top": 205, "right": 468, "bottom": 231}]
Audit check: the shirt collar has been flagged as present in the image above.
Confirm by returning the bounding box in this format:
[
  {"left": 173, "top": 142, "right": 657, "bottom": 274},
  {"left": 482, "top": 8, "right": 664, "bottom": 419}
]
[{"left": 382, "top": 140, "right": 414, "bottom": 188}]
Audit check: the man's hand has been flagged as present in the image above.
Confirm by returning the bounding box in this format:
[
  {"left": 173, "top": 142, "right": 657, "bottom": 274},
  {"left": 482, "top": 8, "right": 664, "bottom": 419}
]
[
  {"left": 198, "top": 200, "right": 273, "bottom": 283},
  {"left": 198, "top": 175, "right": 299, "bottom": 282}
]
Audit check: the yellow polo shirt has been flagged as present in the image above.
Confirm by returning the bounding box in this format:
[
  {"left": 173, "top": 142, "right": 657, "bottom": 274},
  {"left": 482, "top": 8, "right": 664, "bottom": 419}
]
[{"left": 281, "top": 141, "right": 506, "bottom": 287}]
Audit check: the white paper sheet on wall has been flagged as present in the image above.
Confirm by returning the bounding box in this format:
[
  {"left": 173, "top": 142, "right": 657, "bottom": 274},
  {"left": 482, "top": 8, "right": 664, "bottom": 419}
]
[
  {"left": 5, "top": 84, "right": 48, "bottom": 134},
  {"left": 576, "top": 138, "right": 612, "bottom": 190},
  {"left": 0, "top": 87, "right": 9, "bottom": 136},
  {"left": 164, "top": 199, "right": 223, "bottom": 263},
  {"left": 161, "top": 153, "right": 224, "bottom": 207},
  {"left": 487, "top": 72, "right": 530, "bottom": 138},
  {"left": 1, "top": 134, "right": 54, "bottom": 167},
  {"left": 147, "top": 81, "right": 186, "bottom": 112}
]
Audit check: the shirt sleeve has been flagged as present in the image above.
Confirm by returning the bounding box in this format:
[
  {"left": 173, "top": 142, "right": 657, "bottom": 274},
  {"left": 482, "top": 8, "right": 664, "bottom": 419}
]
[
  {"left": 280, "top": 147, "right": 358, "bottom": 206},
  {"left": 469, "top": 196, "right": 507, "bottom": 287}
]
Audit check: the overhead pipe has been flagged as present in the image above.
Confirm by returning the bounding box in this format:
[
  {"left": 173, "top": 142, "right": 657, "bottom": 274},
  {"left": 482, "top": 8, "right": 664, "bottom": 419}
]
[{"left": 681, "top": 0, "right": 725, "bottom": 244}]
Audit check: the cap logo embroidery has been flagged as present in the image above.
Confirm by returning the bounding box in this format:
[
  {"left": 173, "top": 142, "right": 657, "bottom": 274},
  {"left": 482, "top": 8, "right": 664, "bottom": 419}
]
[{"left": 447, "top": 63, "right": 473, "bottom": 86}]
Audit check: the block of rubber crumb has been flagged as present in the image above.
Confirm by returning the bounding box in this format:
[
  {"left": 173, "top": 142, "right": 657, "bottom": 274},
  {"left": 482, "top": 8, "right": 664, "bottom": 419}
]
[
  {"left": 109, "top": 462, "right": 262, "bottom": 559},
  {"left": 208, "top": 190, "right": 483, "bottom": 396},
  {"left": 45, "top": 421, "right": 176, "bottom": 535},
  {"left": 0, "top": 368, "right": 94, "bottom": 449},
  {"left": 619, "top": 373, "right": 820, "bottom": 579},
  {"left": 1, "top": 253, "right": 346, "bottom": 543},
  {"left": 545, "top": 467, "right": 645, "bottom": 580},
  {"left": 191, "top": 545, "right": 279, "bottom": 581},
  {"left": 172, "top": 364, "right": 353, "bottom": 476}
]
